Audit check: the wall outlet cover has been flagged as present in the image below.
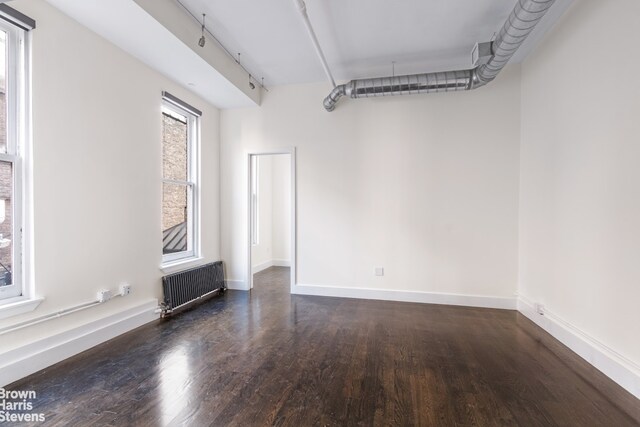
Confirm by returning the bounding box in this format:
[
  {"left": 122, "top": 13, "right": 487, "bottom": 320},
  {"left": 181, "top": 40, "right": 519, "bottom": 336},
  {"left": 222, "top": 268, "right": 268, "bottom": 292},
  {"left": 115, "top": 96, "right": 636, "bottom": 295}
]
[
  {"left": 119, "top": 284, "right": 131, "bottom": 296},
  {"left": 97, "top": 289, "right": 112, "bottom": 303}
]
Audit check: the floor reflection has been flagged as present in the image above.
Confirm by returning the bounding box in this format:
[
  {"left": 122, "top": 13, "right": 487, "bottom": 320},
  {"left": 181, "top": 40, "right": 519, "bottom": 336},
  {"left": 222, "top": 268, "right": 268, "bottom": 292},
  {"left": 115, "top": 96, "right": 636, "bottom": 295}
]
[{"left": 158, "top": 344, "right": 192, "bottom": 425}]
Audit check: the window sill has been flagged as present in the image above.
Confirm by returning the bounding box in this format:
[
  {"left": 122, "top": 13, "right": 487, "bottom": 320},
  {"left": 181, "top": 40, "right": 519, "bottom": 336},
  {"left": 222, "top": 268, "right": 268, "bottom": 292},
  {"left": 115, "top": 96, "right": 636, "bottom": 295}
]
[
  {"left": 160, "top": 256, "right": 204, "bottom": 275},
  {"left": 0, "top": 296, "right": 44, "bottom": 320}
]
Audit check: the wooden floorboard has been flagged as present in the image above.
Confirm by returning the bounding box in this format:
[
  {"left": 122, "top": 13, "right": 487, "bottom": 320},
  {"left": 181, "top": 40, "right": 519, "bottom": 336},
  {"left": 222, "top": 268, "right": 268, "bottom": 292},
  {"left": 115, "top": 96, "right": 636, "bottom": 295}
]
[{"left": 6, "top": 266, "right": 640, "bottom": 426}]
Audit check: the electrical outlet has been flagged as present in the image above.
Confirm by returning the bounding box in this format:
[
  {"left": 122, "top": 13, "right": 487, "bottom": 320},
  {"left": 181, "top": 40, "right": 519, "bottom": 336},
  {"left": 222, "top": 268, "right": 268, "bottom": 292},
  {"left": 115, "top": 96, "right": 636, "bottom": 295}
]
[
  {"left": 119, "top": 283, "right": 131, "bottom": 296},
  {"left": 535, "top": 303, "right": 545, "bottom": 315},
  {"left": 374, "top": 267, "right": 384, "bottom": 277},
  {"left": 97, "top": 289, "right": 112, "bottom": 303}
]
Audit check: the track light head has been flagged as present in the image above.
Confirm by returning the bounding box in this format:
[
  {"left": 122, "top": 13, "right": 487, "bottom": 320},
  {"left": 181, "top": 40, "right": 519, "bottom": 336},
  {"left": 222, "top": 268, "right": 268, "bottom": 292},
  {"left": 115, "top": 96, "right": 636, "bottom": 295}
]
[{"left": 198, "top": 13, "right": 206, "bottom": 47}]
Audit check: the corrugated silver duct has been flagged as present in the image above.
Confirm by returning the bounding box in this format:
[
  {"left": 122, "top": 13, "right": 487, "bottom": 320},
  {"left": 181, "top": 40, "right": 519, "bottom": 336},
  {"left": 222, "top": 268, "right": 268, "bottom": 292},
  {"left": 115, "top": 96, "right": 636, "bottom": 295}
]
[
  {"left": 323, "top": 70, "right": 473, "bottom": 111},
  {"left": 324, "top": 0, "right": 556, "bottom": 112}
]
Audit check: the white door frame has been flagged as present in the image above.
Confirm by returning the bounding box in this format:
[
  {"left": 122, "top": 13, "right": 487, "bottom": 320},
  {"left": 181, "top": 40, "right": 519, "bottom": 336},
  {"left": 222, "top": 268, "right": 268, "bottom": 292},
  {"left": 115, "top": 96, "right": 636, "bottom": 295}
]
[{"left": 246, "top": 148, "right": 296, "bottom": 292}]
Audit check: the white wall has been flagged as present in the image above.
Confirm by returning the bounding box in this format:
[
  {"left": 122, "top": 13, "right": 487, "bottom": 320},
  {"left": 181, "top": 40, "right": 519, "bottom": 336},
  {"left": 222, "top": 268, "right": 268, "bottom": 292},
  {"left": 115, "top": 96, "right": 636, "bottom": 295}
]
[
  {"left": 271, "top": 154, "right": 290, "bottom": 263},
  {"left": 251, "top": 156, "right": 273, "bottom": 270},
  {"left": 519, "top": 0, "right": 640, "bottom": 367},
  {"left": 221, "top": 66, "right": 521, "bottom": 299},
  {"left": 251, "top": 154, "right": 291, "bottom": 272},
  {"left": 2, "top": 0, "right": 635, "bottom": 397},
  {"left": 0, "top": 0, "right": 220, "bottom": 352}
]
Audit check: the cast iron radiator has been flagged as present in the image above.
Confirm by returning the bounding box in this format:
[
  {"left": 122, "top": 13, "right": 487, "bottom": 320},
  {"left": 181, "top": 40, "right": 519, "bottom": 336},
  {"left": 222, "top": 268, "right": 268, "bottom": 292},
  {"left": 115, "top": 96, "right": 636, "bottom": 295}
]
[{"left": 161, "top": 261, "right": 226, "bottom": 316}]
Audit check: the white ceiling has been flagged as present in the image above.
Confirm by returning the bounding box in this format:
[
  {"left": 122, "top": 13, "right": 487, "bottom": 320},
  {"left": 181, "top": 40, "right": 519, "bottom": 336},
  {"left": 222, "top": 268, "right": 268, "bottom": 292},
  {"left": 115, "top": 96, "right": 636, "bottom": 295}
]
[
  {"left": 45, "top": 0, "right": 257, "bottom": 109},
  {"left": 179, "top": 0, "right": 574, "bottom": 87},
  {"left": 45, "top": 0, "right": 574, "bottom": 107}
]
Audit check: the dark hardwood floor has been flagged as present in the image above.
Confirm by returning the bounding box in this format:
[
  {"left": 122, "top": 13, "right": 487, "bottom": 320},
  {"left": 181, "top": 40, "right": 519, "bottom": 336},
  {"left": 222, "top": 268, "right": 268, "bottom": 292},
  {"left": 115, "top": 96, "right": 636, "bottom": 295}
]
[{"left": 7, "top": 266, "right": 640, "bottom": 426}]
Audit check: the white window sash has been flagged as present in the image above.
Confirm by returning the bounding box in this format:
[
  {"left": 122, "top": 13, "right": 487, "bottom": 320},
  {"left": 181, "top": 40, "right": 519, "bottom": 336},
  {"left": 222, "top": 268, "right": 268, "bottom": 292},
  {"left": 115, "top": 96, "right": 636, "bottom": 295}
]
[
  {"left": 0, "top": 18, "right": 26, "bottom": 303},
  {"left": 161, "top": 98, "right": 200, "bottom": 265}
]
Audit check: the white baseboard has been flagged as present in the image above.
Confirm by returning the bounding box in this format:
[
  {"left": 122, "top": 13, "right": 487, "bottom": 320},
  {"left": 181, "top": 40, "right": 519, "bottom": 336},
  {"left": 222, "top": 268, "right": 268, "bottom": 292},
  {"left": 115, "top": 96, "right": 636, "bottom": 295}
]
[
  {"left": 226, "top": 280, "right": 248, "bottom": 291},
  {"left": 252, "top": 259, "right": 291, "bottom": 274},
  {"left": 0, "top": 300, "right": 159, "bottom": 387},
  {"left": 292, "top": 284, "right": 517, "bottom": 310},
  {"left": 251, "top": 260, "right": 273, "bottom": 274},
  {"left": 518, "top": 295, "right": 640, "bottom": 400}
]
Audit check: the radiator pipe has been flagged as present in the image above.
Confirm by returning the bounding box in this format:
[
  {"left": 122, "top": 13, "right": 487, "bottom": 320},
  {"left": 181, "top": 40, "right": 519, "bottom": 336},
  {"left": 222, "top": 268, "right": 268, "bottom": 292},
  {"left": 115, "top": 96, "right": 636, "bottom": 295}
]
[
  {"left": 0, "top": 300, "right": 102, "bottom": 336},
  {"left": 160, "top": 288, "right": 222, "bottom": 318},
  {"left": 323, "top": 0, "right": 556, "bottom": 111}
]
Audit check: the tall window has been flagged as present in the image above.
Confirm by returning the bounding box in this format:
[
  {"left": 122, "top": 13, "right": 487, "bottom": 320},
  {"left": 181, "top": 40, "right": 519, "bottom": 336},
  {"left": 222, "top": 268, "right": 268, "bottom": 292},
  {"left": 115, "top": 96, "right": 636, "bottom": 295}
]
[
  {"left": 161, "top": 93, "right": 200, "bottom": 264},
  {"left": 0, "top": 12, "right": 29, "bottom": 302}
]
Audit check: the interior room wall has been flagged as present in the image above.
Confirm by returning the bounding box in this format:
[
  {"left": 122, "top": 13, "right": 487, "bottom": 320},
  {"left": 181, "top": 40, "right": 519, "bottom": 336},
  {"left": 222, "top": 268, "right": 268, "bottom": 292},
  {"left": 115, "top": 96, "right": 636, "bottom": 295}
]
[
  {"left": 271, "top": 154, "right": 291, "bottom": 264},
  {"left": 251, "top": 156, "right": 273, "bottom": 271},
  {"left": 0, "top": 0, "right": 221, "bottom": 353},
  {"left": 221, "top": 66, "right": 522, "bottom": 301},
  {"left": 519, "top": 0, "right": 640, "bottom": 368},
  {"left": 251, "top": 154, "right": 291, "bottom": 273}
]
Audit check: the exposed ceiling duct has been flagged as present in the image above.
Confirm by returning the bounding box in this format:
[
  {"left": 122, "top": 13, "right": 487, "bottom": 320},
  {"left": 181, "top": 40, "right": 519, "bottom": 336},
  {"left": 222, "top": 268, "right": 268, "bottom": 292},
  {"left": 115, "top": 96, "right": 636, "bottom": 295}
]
[{"left": 322, "top": 0, "right": 557, "bottom": 112}]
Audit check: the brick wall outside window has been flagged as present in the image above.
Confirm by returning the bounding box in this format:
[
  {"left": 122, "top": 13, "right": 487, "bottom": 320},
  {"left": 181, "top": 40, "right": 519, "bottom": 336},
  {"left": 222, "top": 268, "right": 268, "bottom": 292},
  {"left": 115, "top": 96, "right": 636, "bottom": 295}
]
[{"left": 162, "top": 113, "right": 188, "bottom": 232}]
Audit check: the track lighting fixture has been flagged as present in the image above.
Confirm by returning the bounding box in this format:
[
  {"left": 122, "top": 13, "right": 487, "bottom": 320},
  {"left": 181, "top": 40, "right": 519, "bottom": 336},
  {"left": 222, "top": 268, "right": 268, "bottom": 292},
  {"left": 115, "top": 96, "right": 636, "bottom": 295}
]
[
  {"left": 175, "top": 2, "right": 269, "bottom": 92},
  {"left": 198, "top": 13, "right": 206, "bottom": 47}
]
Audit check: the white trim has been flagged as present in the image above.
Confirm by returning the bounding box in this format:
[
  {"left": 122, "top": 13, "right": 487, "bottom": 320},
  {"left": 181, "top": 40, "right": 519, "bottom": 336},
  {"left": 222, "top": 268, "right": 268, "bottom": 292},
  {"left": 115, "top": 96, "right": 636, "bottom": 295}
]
[
  {"left": 160, "top": 256, "right": 204, "bottom": 274},
  {"left": 0, "top": 296, "right": 42, "bottom": 320},
  {"left": 0, "top": 18, "right": 28, "bottom": 302},
  {"left": 161, "top": 96, "right": 201, "bottom": 265},
  {"left": 251, "top": 259, "right": 291, "bottom": 274},
  {"left": 246, "top": 148, "right": 296, "bottom": 292},
  {"left": 225, "top": 279, "right": 248, "bottom": 291},
  {"left": 250, "top": 155, "right": 259, "bottom": 246},
  {"left": 252, "top": 260, "right": 273, "bottom": 274},
  {"left": 292, "top": 284, "right": 517, "bottom": 310},
  {"left": 289, "top": 149, "right": 296, "bottom": 295},
  {"left": 21, "top": 26, "right": 35, "bottom": 308},
  {"left": 0, "top": 300, "right": 159, "bottom": 387},
  {"left": 517, "top": 295, "right": 640, "bottom": 400}
]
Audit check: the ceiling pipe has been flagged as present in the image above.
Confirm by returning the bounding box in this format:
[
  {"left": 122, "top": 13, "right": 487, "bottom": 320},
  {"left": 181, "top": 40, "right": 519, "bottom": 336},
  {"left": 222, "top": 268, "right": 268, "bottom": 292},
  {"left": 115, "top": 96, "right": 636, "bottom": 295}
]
[
  {"left": 294, "top": 0, "right": 336, "bottom": 88},
  {"left": 323, "top": 0, "right": 556, "bottom": 112}
]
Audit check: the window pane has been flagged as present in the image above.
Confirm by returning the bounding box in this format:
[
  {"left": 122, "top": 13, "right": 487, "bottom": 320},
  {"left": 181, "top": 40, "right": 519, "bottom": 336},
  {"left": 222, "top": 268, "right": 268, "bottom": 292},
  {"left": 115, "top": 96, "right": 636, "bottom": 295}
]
[
  {"left": 0, "top": 31, "right": 7, "bottom": 154},
  {"left": 0, "top": 161, "right": 13, "bottom": 286},
  {"left": 162, "top": 183, "right": 189, "bottom": 255},
  {"left": 162, "top": 110, "right": 188, "bottom": 181}
]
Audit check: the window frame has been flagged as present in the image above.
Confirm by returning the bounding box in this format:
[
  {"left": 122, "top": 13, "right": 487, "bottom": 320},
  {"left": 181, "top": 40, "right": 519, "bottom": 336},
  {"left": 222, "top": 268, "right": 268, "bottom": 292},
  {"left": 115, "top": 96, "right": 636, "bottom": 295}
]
[
  {"left": 0, "top": 18, "right": 27, "bottom": 303},
  {"left": 160, "top": 96, "right": 201, "bottom": 266}
]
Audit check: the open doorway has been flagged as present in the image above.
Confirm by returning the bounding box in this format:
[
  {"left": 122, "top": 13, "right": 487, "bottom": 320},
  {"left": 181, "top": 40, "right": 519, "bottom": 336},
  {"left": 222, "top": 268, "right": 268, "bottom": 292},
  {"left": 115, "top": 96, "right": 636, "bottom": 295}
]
[{"left": 247, "top": 150, "right": 295, "bottom": 292}]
